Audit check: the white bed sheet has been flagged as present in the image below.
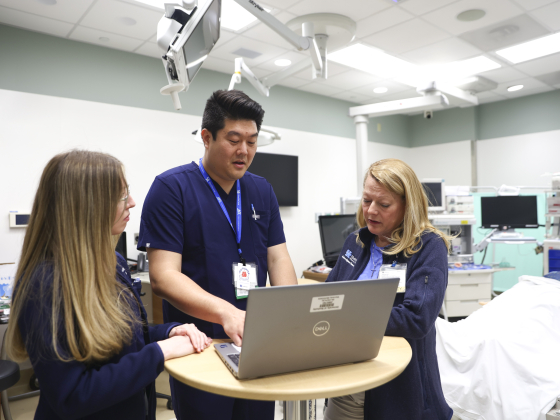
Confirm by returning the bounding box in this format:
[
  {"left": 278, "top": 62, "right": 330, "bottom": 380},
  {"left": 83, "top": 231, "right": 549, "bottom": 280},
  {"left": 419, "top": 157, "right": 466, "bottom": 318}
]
[{"left": 436, "top": 275, "right": 560, "bottom": 420}]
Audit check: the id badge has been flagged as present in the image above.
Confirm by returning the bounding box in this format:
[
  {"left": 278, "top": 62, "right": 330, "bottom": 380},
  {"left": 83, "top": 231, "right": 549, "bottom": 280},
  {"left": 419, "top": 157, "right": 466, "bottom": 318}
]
[
  {"left": 232, "top": 262, "right": 258, "bottom": 299},
  {"left": 379, "top": 264, "right": 407, "bottom": 293}
]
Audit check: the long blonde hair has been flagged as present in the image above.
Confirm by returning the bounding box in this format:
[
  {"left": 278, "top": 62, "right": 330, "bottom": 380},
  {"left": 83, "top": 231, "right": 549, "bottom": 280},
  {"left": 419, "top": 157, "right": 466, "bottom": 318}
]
[
  {"left": 356, "top": 159, "right": 452, "bottom": 257},
  {"left": 6, "top": 150, "right": 139, "bottom": 363}
]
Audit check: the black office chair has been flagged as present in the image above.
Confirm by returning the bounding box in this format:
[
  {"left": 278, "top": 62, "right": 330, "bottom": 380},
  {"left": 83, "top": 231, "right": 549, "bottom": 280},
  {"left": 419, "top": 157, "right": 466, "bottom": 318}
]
[
  {"left": 156, "top": 391, "right": 173, "bottom": 410},
  {"left": 1, "top": 330, "right": 21, "bottom": 420}
]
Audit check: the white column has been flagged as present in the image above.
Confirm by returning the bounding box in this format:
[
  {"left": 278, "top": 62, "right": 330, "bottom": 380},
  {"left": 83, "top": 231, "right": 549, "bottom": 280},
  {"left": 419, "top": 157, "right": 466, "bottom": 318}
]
[{"left": 354, "top": 115, "right": 369, "bottom": 195}]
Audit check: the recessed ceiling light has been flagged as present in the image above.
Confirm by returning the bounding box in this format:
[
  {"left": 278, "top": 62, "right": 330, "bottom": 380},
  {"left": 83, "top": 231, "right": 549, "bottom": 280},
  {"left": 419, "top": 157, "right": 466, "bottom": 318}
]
[
  {"left": 99, "top": 37, "right": 110, "bottom": 42},
  {"left": 328, "top": 43, "right": 416, "bottom": 79},
  {"left": 274, "top": 59, "right": 292, "bottom": 67},
  {"left": 373, "top": 87, "right": 388, "bottom": 94},
  {"left": 221, "top": 0, "right": 271, "bottom": 32},
  {"left": 35, "top": 0, "right": 57, "bottom": 5},
  {"left": 507, "top": 84, "right": 523, "bottom": 92},
  {"left": 456, "top": 9, "right": 486, "bottom": 22},
  {"left": 496, "top": 32, "right": 560, "bottom": 64},
  {"left": 118, "top": 17, "right": 137, "bottom": 26}
]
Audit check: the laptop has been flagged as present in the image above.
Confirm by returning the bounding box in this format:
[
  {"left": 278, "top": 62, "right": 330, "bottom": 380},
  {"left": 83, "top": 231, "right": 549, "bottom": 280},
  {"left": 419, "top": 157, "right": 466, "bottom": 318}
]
[{"left": 214, "top": 278, "right": 399, "bottom": 379}]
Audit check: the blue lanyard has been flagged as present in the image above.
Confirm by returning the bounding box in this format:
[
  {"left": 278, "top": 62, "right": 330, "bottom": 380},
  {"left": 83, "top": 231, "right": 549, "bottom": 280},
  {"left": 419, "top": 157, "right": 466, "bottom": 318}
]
[{"left": 198, "top": 159, "right": 245, "bottom": 264}]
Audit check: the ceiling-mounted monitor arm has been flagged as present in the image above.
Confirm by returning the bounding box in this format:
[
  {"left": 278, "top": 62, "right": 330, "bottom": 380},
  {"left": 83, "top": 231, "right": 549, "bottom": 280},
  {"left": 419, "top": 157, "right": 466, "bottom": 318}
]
[
  {"left": 233, "top": 0, "right": 322, "bottom": 74},
  {"left": 228, "top": 57, "right": 270, "bottom": 97}
]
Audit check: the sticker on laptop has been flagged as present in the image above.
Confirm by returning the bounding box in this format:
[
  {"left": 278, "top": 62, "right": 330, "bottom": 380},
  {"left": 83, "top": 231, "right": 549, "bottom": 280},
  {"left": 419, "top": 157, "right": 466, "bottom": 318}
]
[{"left": 310, "top": 295, "right": 345, "bottom": 312}]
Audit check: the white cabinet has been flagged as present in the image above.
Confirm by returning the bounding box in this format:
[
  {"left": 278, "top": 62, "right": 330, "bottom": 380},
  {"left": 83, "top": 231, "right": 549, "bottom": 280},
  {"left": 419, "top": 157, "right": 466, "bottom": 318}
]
[{"left": 444, "top": 271, "right": 492, "bottom": 317}]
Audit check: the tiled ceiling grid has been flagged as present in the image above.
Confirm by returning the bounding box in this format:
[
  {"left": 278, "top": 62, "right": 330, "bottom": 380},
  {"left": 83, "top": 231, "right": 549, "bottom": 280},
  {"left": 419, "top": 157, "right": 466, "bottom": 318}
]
[{"left": 1, "top": 0, "right": 559, "bottom": 108}]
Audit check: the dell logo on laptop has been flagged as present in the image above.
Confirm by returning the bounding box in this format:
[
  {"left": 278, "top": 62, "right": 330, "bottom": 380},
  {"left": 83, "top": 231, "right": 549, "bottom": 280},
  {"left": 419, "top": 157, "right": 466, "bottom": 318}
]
[{"left": 313, "top": 321, "right": 330, "bottom": 336}]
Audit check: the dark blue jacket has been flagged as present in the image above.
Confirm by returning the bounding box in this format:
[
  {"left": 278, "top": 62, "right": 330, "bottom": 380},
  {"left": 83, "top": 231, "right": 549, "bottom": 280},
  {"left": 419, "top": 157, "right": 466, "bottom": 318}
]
[
  {"left": 327, "top": 229, "right": 452, "bottom": 420},
  {"left": 17, "top": 253, "right": 180, "bottom": 420}
]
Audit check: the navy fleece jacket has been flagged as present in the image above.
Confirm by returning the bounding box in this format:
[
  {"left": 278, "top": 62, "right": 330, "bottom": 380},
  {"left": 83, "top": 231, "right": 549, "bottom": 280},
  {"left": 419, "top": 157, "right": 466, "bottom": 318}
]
[
  {"left": 17, "top": 253, "right": 180, "bottom": 420},
  {"left": 326, "top": 228, "right": 452, "bottom": 420}
]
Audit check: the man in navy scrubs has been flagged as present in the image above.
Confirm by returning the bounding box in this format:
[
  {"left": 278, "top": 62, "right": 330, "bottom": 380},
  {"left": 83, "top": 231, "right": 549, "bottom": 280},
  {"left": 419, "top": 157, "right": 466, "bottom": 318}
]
[{"left": 138, "top": 89, "right": 298, "bottom": 420}]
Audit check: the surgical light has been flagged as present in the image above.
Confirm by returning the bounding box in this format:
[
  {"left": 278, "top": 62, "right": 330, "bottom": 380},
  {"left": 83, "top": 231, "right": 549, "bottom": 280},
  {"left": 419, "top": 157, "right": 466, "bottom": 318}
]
[
  {"left": 496, "top": 32, "right": 560, "bottom": 64},
  {"left": 221, "top": 0, "right": 271, "bottom": 32}
]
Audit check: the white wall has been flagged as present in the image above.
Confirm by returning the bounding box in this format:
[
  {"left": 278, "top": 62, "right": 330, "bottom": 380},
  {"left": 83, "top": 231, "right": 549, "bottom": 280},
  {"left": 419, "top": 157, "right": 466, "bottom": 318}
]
[
  {"left": 477, "top": 130, "right": 560, "bottom": 188},
  {"left": 0, "top": 89, "right": 361, "bottom": 276}
]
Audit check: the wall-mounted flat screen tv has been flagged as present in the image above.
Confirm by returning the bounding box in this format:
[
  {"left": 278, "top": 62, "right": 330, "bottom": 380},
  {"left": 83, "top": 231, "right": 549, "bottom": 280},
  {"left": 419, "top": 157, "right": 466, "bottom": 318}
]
[{"left": 249, "top": 152, "right": 298, "bottom": 206}]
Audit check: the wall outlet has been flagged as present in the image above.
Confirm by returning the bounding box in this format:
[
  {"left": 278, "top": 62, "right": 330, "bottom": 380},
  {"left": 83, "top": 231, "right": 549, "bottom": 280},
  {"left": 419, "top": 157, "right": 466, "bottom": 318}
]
[{"left": 134, "top": 233, "right": 139, "bottom": 245}]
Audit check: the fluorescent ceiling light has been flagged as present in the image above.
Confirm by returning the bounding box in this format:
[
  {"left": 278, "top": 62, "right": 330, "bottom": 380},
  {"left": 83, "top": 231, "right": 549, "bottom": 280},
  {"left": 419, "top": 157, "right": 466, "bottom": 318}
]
[
  {"left": 507, "top": 84, "right": 523, "bottom": 92},
  {"left": 274, "top": 59, "right": 292, "bottom": 67},
  {"left": 373, "top": 87, "right": 388, "bottom": 93},
  {"left": 496, "top": 32, "right": 560, "bottom": 64},
  {"left": 397, "top": 56, "right": 500, "bottom": 87},
  {"left": 221, "top": 0, "right": 271, "bottom": 32},
  {"left": 328, "top": 43, "right": 416, "bottom": 79}
]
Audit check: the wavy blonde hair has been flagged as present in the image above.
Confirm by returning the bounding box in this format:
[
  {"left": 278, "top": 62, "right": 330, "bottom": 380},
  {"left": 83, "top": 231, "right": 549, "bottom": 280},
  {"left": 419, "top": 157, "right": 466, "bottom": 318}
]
[
  {"left": 356, "top": 158, "right": 452, "bottom": 257},
  {"left": 6, "top": 150, "right": 139, "bottom": 363}
]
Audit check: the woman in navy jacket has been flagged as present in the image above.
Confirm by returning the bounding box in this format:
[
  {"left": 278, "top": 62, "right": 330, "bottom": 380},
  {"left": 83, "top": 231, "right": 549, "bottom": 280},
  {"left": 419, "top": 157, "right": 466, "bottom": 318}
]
[
  {"left": 6, "top": 150, "right": 212, "bottom": 419},
  {"left": 324, "top": 159, "right": 453, "bottom": 420}
]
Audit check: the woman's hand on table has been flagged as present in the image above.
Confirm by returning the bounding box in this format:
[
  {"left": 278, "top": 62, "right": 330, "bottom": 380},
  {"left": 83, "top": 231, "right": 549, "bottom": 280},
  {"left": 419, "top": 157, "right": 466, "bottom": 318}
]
[{"left": 168, "top": 323, "right": 213, "bottom": 353}]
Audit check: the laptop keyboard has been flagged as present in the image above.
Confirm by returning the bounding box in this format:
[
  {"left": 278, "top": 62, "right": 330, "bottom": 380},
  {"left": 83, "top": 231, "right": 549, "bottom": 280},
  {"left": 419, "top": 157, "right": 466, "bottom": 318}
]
[{"left": 228, "top": 353, "right": 240, "bottom": 367}]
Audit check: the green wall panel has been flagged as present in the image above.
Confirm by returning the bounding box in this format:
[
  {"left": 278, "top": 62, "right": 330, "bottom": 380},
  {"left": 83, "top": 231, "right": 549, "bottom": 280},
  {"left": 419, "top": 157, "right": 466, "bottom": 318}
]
[{"left": 409, "top": 106, "right": 477, "bottom": 147}]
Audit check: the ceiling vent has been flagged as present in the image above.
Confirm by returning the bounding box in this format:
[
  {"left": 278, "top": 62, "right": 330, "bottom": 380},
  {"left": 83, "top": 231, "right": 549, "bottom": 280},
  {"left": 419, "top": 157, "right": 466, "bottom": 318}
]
[
  {"left": 454, "top": 76, "right": 498, "bottom": 93},
  {"left": 232, "top": 48, "right": 262, "bottom": 59},
  {"left": 459, "top": 15, "right": 549, "bottom": 52}
]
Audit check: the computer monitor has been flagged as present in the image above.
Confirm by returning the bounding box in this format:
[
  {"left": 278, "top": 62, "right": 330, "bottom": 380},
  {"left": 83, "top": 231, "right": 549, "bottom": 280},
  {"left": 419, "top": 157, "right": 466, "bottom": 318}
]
[
  {"left": 421, "top": 179, "right": 445, "bottom": 212},
  {"left": 115, "top": 232, "right": 127, "bottom": 260},
  {"left": 480, "top": 196, "right": 539, "bottom": 230},
  {"left": 159, "top": 0, "right": 221, "bottom": 105},
  {"left": 318, "top": 215, "right": 359, "bottom": 268}
]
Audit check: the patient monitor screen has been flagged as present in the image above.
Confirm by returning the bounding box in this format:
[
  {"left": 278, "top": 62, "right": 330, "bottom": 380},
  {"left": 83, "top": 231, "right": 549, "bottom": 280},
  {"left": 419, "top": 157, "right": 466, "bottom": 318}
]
[
  {"left": 319, "top": 215, "right": 358, "bottom": 258},
  {"left": 481, "top": 196, "right": 538, "bottom": 229},
  {"left": 183, "top": 0, "right": 220, "bottom": 82},
  {"left": 422, "top": 182, "right": 443, "bottom": 208}
]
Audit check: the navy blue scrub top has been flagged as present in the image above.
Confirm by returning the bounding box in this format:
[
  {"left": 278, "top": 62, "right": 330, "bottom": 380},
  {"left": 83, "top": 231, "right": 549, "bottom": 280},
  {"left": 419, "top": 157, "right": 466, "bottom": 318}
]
[{"left": 138, "top": 162, "right": 286, "bottom": 338}]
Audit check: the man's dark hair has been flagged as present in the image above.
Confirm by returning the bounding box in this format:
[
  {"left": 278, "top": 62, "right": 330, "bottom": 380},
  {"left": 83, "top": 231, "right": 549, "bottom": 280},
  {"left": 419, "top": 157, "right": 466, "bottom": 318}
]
[{"left": 202, "top": 90, "right": 265, "bottom": 140}]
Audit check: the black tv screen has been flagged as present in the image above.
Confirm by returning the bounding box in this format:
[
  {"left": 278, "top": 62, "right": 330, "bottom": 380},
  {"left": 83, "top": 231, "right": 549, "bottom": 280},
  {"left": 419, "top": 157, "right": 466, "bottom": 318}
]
[
  {"left": 249, "top": 152, "right": 298, "bottom": 206},
  {"left": 480, "top": 196, "right": 538, "bottom": 229}
]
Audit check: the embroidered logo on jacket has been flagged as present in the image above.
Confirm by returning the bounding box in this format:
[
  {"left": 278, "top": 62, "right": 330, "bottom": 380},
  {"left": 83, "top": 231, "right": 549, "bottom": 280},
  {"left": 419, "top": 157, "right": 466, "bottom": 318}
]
[{"left": 342, "top": 249, "right": 357, "bottom": 266}]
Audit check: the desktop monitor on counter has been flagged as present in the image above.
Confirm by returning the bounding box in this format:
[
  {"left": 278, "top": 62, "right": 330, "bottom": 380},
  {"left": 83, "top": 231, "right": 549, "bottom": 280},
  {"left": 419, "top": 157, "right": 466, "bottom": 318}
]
[
  {"left": 421, "top": 179, "right": 445, "bottom": 212},
  {"left": 249, "top": 152, "right": 298, "bottom": 206},
  {"left": 318, "top": 215, "right": 359, "bottom": 268},
  {"left": 480, "top": 196, "right": 539, "bottom": 230}
]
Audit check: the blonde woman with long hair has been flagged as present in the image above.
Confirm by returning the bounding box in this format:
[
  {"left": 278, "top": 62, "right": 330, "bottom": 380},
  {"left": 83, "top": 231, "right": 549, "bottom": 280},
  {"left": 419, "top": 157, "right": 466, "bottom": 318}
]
[
  {"left": 324, "top": 159, "right": 453, "bottom": 420},
  {"left": 5, "top": 150, "right": 211, "bottom": 420}
]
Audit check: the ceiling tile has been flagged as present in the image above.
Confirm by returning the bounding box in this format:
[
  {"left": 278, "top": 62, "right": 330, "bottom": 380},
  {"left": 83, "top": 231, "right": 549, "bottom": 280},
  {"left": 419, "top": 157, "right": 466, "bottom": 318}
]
[
  {"left": 315, "top": 70, "right": 381, "bottom": 91},
  {"left": 0, "top": 6, "right": 74, "bottom": 37},
  {"left": 69, "top": 26, "right": 144, "bottom": 51},
  {"left": 353, "top": 80, "right": 411, "bottom": 99},
  {"left": 0, "top": 0, "right": 94, "bottom": 23},
  {"left": 401, "top": 37, "right": 482, "bottom": 66},
  {"left": 298, "top": 82, "right": 345, "bottom": 97},
  {"left": 422, "top": 0, "right": 525, "bottom": 36},
  {"left": 261, "top": 0, "right": 301, "bottom": 10},
  {"left": 134, "top": 41, "right": 160, "bottom": 59},
  {"left": 530, "top": 2, "right": 560, "bottom": 31},
  {"left": 362, "top": 19, "right": 449, "bottom": 55},
  {"left": 242, "top": 12, "right": 299, "bottom": 49},
  {"left": 331, "top": 91, "right": 371, "bottom": 104},
  {"left": 459, "top": 14, "right": 550, "bottom": 52},
  {"left": 496, "top": 76, "right": 548, "bottom": 94},
  {"left": 210, "top": 35, "right": 288, "bottom": 67},
  {"left": 80, "top": 0, "right": 162, "bottom": 40},
  {"left": 480, "top": 66, "right": 530, "bottom": 83},
  {"left": 399, "top": 0, "right": 458, "bottom": 16},
  {"left": 512, "top": 0, "right": 557, "bottom": 11},
  {"left": 201, "top": 55, "right": 233, "bottom": 74},
  {"left": 287, "top": 0, "right": 391, "bottom": 22},
  {"left": 536, "top": 70, "right": 560, "bottom": 86},
  {"left": 355, "top": 7, "right": 414, "bottom": 39},
  {"left": 514, "top": 52, "right": 560, "bottom": 76},
  {"left": 254, "top": 50, "right": 308, "bottom": 72},
  {"left": 213, "top": 29, "right": 237, "bottom": 49},
  {"left": 274, "top": 77, "right": 310, "bottom": 89}
]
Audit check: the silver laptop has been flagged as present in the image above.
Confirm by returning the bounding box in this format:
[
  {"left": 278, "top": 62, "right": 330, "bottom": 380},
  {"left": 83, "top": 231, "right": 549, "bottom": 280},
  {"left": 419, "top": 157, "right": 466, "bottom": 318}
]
[{"left": 214, "top": 278, "right": 399, "bottom": 379}]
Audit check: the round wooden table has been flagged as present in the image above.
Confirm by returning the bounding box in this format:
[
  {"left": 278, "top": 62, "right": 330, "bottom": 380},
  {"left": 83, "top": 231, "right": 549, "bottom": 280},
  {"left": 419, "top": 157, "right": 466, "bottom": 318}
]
[{"left": 165, "top": 337, "right": 412, "bottom": 420}]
